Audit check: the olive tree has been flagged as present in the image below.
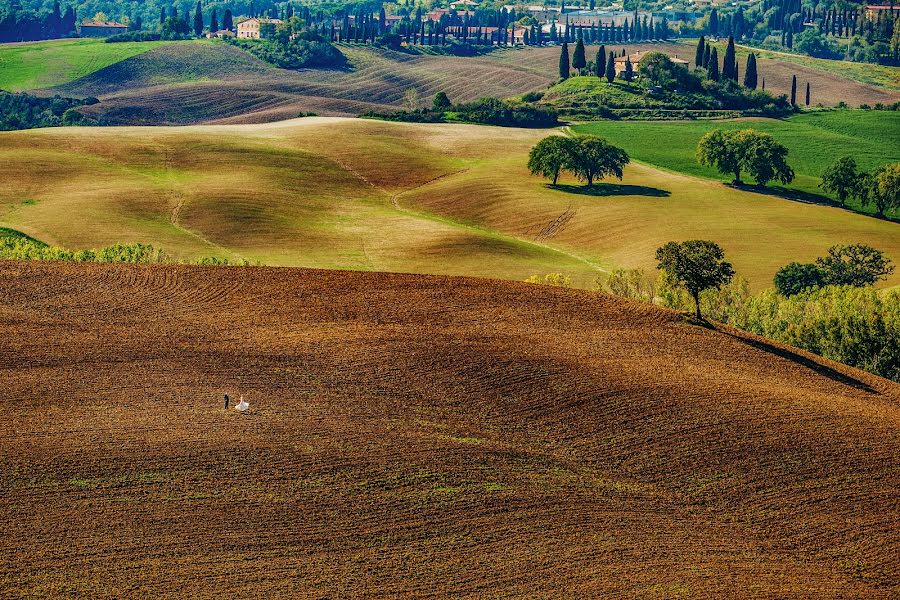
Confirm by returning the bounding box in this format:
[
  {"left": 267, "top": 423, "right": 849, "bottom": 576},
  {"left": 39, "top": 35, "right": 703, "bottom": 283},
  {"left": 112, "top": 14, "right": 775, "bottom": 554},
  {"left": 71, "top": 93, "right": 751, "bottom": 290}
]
[
  {"left": 568, "top": 135, "right": 629, "bottom": 186},
  {"left": 527, "top": 136, "right": 578, "bottom": 185},
  {"left": 656, "top": 240, "right": 735, "bottom": 321}
]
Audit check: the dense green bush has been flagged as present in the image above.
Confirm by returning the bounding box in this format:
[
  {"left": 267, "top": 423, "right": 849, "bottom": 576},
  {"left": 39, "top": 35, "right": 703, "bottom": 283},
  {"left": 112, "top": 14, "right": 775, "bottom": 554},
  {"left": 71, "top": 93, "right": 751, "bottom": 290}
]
[
  {"left": 227, "top": 33, "right": 345, "bottom": 69},
  {"left": 366, "top": 95, "right": 558, "bottom": 128},
  {"left": 0, "top": 91, "right": 98, "bottom": 131}
]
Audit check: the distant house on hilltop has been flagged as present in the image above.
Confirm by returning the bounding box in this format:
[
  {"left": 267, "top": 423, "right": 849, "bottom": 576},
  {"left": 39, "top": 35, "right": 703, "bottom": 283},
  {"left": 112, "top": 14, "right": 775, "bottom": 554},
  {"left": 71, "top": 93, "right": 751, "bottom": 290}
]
[
  {"left": 236, "top": 17, "right": 283, "bottom": 39},
  {"left": 78, "top": 20, "right": 128, "bottom": 37},
  {"left": 614, "top": 50, "right": 689, "bottom": 75},
  {"left": 206, "top": 29, "right": 235, "bottom": 39}
]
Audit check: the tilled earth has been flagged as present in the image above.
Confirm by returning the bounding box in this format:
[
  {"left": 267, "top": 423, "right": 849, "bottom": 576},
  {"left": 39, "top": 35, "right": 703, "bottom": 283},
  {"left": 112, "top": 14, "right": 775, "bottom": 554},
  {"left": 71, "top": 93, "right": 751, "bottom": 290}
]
[{"left": 1, "top": 262, "right": 898, "bottom": 597}]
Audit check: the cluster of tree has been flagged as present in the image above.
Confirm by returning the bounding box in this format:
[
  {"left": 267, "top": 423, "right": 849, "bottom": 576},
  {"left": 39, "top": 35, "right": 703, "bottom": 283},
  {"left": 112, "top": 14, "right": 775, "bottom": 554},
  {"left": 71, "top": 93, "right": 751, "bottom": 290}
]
[
  {"left": 686, "top": 1, "right": 899, "bottom": 65},
  {"left": 603, "top": 240, "right": 900, "bottom": 381},
  {"left": 365, "top": 93, "right": 558, "bottom": 129},
  {"left": 774, "top": 244, "right": 895, "bottom": 296},
  {"left": 227, "top": 18, "right": 345, "bottom": 69},
  {"left": 697, "top": 128, "right": 794, "bottom": 187},
  {"left": 821, "top": 157, "right": 900, "bottom": 216},
  {"left": 0, "top": 1, "right": 77, "bottom": 43},
  {"left": 0, "top": 92, "right": 98, "bottom": 131},
  {"left": 528, "top": 135, "right": 629, "bottom": 186},
  {"left": 547, "top": 14, "right": 671, "bottom": 45},
  {"left": 555, "top": 43, "right": 791, "bottom": 116}
]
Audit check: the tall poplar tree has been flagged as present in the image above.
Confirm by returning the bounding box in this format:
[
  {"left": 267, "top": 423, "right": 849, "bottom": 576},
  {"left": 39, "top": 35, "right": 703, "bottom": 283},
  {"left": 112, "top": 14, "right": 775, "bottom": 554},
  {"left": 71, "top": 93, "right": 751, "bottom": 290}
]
[
  {"left": 559, "top": 41, "right": 570, "bottom": 79},
  {"left": 572, "top": 37, "right": 586, "bottom": 71},
  {"left": 193, "top": 0, "right": 203, "bottom": 36},
  {"left": 743, "top": 53, "right": 757, "bottom": 89}
]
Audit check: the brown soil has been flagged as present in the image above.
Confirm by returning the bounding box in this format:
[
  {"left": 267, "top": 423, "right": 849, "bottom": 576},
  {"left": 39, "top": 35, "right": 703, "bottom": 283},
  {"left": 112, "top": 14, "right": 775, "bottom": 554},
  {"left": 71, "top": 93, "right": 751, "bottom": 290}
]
[{"left": 1, "top": 261, "right": 898, "bottom": 597}]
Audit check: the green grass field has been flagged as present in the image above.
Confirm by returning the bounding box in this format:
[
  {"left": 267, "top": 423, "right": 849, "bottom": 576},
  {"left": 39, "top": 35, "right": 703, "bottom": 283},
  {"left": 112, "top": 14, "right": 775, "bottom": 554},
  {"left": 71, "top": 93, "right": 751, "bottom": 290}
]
[
  {"left": 0, "top": 38, "right": 173, "bottom": 91},
  {"left": 573, "top": 110, "right": 900, "bottom": 219}
]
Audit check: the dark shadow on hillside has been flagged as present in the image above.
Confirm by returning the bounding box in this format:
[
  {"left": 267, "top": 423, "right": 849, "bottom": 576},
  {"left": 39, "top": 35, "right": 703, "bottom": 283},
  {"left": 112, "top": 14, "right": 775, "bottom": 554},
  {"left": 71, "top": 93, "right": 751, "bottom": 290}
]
[
  {"left": 729, "top": 183, "right": 900, "bottom": 223},
  {"left": 551, "top": 183, "right": 671, "bottom": 197},
  {"left": 720, "top": 330, "right": 877, "bottom": 394}
]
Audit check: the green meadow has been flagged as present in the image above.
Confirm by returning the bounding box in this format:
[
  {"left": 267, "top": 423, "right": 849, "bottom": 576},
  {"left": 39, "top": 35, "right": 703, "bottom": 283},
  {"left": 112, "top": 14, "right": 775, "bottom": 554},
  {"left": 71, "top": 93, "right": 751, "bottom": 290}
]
[{"left": 573, "top": 110, "right": 900, "bottom": 219}]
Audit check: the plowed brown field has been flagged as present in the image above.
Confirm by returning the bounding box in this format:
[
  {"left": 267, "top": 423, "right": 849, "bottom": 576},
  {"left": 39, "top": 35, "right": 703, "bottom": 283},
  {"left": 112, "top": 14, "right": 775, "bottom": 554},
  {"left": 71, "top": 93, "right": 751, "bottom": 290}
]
[{"left": 2, "top": 261, "right": 899, "bottom": 597}]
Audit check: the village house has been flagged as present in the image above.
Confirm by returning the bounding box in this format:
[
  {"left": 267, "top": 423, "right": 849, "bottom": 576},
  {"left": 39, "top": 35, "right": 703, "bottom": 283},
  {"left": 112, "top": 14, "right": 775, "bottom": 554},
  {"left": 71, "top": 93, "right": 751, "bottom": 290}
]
[
  {"left": 236, "top": 17, "right": 283, "bottom": 39},
  {"left": 206, "top": 29, "right": 235, "bottom": 39},
  {"left": 865, "top": 4, "right": 897, "bottom": 19},
  {"left": 614, "top": 50, "right": 689, "bottom": 75},
  {"left": 78, "top": 20, "right": 128, "bottom": 37}
]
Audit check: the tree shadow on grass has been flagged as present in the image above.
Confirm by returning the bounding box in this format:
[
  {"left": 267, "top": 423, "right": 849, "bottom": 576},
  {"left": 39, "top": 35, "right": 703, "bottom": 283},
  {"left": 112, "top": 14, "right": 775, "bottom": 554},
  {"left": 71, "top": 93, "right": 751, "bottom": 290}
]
[
  {"left": 718, "top": 329, "right": 877, "bottom": 394},
  {"left": 729, "top": 183, "right": 900, "bottom": 223},
  {"left": 551, "top": 183, "right": 671, "bottom": 198}
]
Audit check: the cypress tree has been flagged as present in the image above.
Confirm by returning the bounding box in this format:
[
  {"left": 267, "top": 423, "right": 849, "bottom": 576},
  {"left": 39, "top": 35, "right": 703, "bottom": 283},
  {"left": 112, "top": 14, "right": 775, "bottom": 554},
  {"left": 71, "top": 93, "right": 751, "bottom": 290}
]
[
  {"left": 559, "top": 41, "right": 570, "bottom": 79},
  {"left": 623, "top": 58, "right": 633, "bottom": 81},
  {"left": 160, "top": 6, "right": 166, "bottom": 24},
  {"left": 790, "top": 74, "right": 797, "bottom": 105},
  {"left": 223, "top": 9, "right": 233, "bottom": 31},
  {"left": 710, "top": 9, "right": 719, "bottom": 37},
  {"left": 605, "top": 51, "right": 615, "bottom": 83},
  {"left": 743, "top": 53, "right": 757, "bottom": 89},
  {"left": 695, "top": 35, "right": 705, "bottom": 69},
  {"left": 762, "top": 78, "right": 765, "bottom": 90},
  {"left": 572, "top": 37, "right": 586, "bottom": 71},
  {"left": 703, "top": 44, "right": 711, "bottom": 68},
  {"left": 805, "top": 81, "right": 810, "bottom": 105},
  {"left": 708, "top": 47, "right": 719, "bottom": 81},
  {"left": 595, "top": 45, "right": 605, "bottom": 77},
  {"left": 722, "top": 36, "right": 736, "bottom": 80},
  {"left": 210, "top": 9, "right": 218, "bottom": 32},
  {"left": 193, "top": 1, "right": 203, "bottom": 36}
]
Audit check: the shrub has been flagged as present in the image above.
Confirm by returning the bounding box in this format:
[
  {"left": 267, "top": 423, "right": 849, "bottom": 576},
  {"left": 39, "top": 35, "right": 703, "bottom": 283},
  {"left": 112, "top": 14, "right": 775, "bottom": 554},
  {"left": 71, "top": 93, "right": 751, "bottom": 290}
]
[{"left": 523, "top": 273, "right": 572, "bottom": 287}]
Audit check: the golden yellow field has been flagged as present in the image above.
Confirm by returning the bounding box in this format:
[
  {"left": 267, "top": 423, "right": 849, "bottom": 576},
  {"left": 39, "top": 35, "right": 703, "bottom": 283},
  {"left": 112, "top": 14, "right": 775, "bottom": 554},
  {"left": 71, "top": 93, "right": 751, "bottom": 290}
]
[{"left": 1, "top": 117, "right": 898, "bottom": 290}]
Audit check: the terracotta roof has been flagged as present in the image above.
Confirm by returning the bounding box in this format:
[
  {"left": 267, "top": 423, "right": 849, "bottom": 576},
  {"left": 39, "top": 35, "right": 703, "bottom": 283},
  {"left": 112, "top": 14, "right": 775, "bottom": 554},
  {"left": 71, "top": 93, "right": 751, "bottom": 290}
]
[{"left": 81, "top": 21, "right": 127, "bottom": 27}]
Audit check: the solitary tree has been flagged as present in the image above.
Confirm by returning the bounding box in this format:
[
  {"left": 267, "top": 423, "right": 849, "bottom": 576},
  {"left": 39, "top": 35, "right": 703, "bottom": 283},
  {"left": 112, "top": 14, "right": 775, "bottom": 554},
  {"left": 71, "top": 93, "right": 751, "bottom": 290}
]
[
  {"left": 820, "top": 156, "right": 861, "bottom": 206},
  {"left": 862, "top": 163, "right": 900, "bottom": 217},
  {"left": 815, "top": 244, "right": 895, "bottom": 287},
  {"left": 743, "top": 53, "right": 757, "bottom": 89},
  {"left": 708, "top": 47, "right": 719, "bottom": 81},
  {"left": 193, "top": 0, "right": 203, "bottom": 36},
  {"left": 722, "top": 36, "right": 736, "bottom": 80},
  {"left": 694, "top": 35, "right": 706, "bottom": 69},
  {"left": 568, "top": 135, "right": 629, "bottom": 186},
  {"left": 656, "top": 240, "right": 735, "bottom": 320},
  {"left": 696, "top": 128, "right": 793, "bottom": 187},
  {"left": 790, "top": 74, "right": 797, "bottom": 105},
  {"left": 805, "top": 81, "right": 810, "bottom": 105},
  {"left": 572, "top": 37, "right": 586, "bottom": 71},
  {"left": 623, "top": 57, "right": 633, "bottom": 81},
  {"left": 605, "top": 51, "right": 616, "bottom": 83},
  {"left": 559, "top": 41, "right": 570, "bottom": 79},
  {"left": 595, "top": 45, "right": 606, "bottom": 77},
  {"left": 528, "top": 136, "right": 578, "bottom": 185},
  {"left": 432, "top": 91, "right": 452, "bottom": 111},
  {"left": 774, "top": 262, "right": 826, "bottom": 296}
]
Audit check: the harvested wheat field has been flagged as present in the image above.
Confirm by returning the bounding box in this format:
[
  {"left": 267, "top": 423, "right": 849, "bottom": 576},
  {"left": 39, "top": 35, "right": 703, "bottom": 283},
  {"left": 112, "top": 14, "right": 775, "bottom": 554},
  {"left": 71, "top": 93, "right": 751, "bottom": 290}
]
[{"left": 1, "top": 261, "right": 898, "bottom": 597}]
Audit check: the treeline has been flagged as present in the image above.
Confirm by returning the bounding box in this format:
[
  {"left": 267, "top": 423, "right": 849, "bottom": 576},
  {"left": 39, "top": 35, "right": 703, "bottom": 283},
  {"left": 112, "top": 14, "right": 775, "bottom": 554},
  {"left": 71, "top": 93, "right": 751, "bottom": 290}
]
[
  {"left": 0, "top": 1, "right": 77, "bottom": 43},
  {"left": 0, "top": 92, "right": 98, "bottom": 131},
  {"left": 365, "top": 94, "right": 558, "bottom": 128},
  {"left": 0, "top": 228, "right": 249, "bottom": 266},
  {"left": 685, "top": 2, "right": 899, "bottom": 64}
]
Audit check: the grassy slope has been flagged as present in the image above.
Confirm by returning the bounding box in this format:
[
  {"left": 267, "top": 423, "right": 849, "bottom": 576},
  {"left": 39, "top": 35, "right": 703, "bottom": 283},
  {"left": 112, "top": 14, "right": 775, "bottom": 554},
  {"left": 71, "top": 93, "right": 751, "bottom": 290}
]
[
  {"left": 0, "top": 118, "right": 897, "bottom": 290},
  {"left": 2, "top": 262, "right": 899, "bottom": 596},
  {"left": 573, "top": 110, "right": 900, "bottom": 219},
  {"left": 0, "top": 38, "right": 170, "bottom": 91}
]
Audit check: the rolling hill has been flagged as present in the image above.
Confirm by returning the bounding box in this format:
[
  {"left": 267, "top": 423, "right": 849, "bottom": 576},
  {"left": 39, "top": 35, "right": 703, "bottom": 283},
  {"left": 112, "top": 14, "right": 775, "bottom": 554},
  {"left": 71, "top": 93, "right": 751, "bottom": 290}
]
[
  {"left": 1, "top": 38, "right": 892, "bottom": 124},
  {"left": 1, "top": 261, "right": 898, "bottom": 596},
  {"left": 1, "top": 117, "right": 897, "bottom": 290}
]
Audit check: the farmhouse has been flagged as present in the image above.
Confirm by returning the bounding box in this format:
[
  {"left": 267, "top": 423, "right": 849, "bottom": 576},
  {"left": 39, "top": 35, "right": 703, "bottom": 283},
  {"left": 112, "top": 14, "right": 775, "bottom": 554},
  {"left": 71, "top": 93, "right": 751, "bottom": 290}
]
[
  {"left": 615, "top": 50, "right": 689, "bottom": 75},
  {"left": 237, "top": 17, "right": 283, "bottom": 39},
  {"left": 78, "top": 21, "right": 128, "bottom": 37},
  {"left": 865, "top": 4, "right": 898, "bottom": 19},
  {"left": 206, "top": 29, "right": 235, "bottom": 39}
]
